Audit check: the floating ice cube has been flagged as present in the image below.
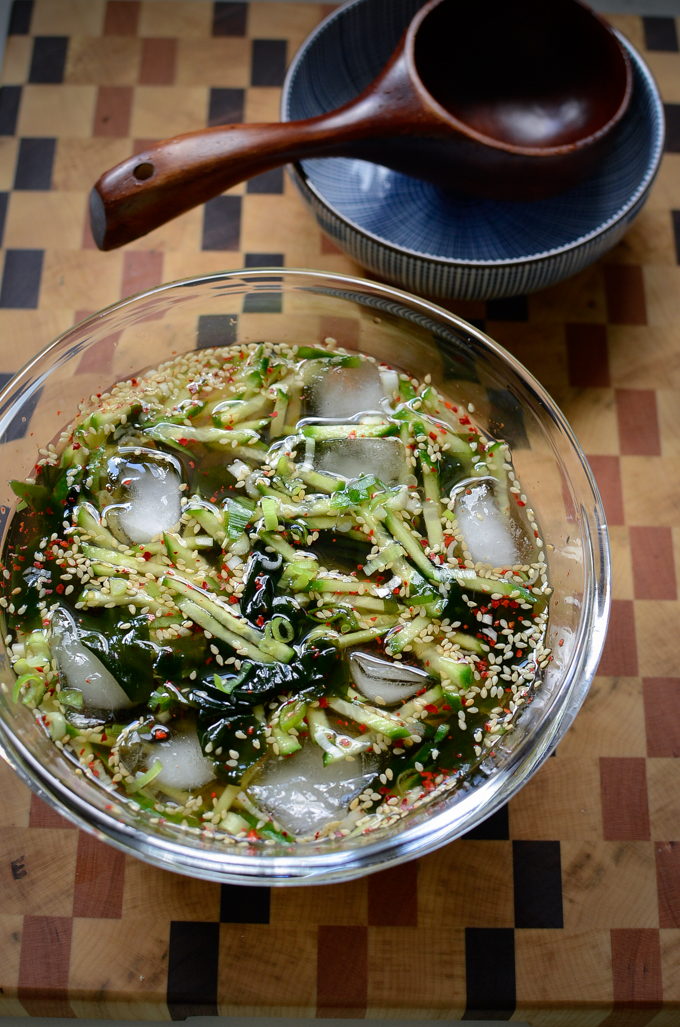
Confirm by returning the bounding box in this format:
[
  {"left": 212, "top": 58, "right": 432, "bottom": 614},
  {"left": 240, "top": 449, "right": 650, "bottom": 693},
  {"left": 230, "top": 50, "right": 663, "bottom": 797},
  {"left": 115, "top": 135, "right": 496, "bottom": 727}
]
[
  {"left": 109, "top": 458, "right": 181, "bottom": 544},
  {"left": 316, "top": 438, "right": 405, "bottom": 485},
  {"left": 350, "top": 651, "right": 432, "bottom": 705},
  {"left": 153, "top": 724, "right": 215, "bottom": 790},
  {"left": 249, "top": 737, "right": 378, "bottom": 837},
  {"left": 51, "top": 609, "right": 133, "bottom": 710},
  {"left": 310, "top": 360, "right": 386, "bottom": 418},
  {"left": 454, "top": 481, "right": 521, "bottom": 568}
]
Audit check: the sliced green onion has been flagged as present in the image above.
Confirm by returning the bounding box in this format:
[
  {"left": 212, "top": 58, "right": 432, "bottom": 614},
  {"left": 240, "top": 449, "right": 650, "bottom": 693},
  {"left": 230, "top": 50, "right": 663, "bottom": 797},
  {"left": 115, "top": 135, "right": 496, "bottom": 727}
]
[
  {"left": 260, "top": 496, "right": 279, "bottom": 532},
  {"left": 127, "top": 759, "right": 163, "bottom": 792}
]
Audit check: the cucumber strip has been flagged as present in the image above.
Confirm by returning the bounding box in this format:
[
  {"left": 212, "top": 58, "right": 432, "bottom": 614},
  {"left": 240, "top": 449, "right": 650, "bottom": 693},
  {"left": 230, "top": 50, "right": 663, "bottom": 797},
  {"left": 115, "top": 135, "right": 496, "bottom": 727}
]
[
  {"left": 163, "top": 532, "right": 203, "bottom": 573},
  {"left": 423, "top": 501, "right": 444, "bottom": 550},
  {"left": 145, "top": 423, "right": 260, "bottom": 447},
  {"left": 269, "top": 387, "right": 289, "bottom": 439},
  {"left": 271, "top": 723, "right": 302, "bottom": 755},
  {"left": 214, "top": 783, "right": 240, "bottom": 815},
  {"left": 326, "top": 697, "right": 410, "bottom": 740},
  {"left": 212, "top": 394, "right": 271, "bottom": 426},
  {"left": 344, "top": 508, "right": 437, "bottom": 605},
  {"left": 258, "top": 629, "right": 296, "bottom": 664},
  {"left": 446, "top": 569, "right": 537, "bottom": 605},
  {"left": 162, "top": 575, "right": 264, "bottom": 645},
  {"left": 362, "top": 541, "right": 404, "bottom": 577},
  {"left": 175, "top": 597, "right": 275, "bottom": 663},
  {"left": 230, "top": 445, "right": 268, "bottom": 464},
  {"left": 81, "top": 587, "right": 166, "bottom": 614},
  {"left": 109, "top": 578, "right": 128, "bottom": 598},
  {"left": 77, "top": 504, "right": 118, "bottom": 548},
  {"left": 383, "top": 510, "right": 438, "bottom": 582},
  {"left": 298, "top": 468, "right": 343, "bottom": 494},
  {"left": 305, "top": 517, "right": 366, "bottom": 541},
  {"left": 397, "top": 684, "right": 444, "bottom": 722},
  {"left": 89, "top": 562, "right": 132, "bottom": 579},
  {"left": 334, "top": 623, "right": 396, "bottom": 648},
  {"left": 328, "top": 595, "right": 395, "bottom": 613},
  {"left": 258, "top": 530, "right": 318, "bottom": 571},
  {"left": 150, "top": 614, "right": 183, "bottom": 628},
  {"left": 301, "top": 423, "right": 397, "bottom": 440},
  {"left": 304, "top": 577, "right": 375, "bottom": 594},
  {"left": 385, "top": 614, "right": 430, "bottom": 654},
  {"left": 448, "top": 630, "right": 484, "bottom": 655},
  {"left": 133, "top": 536, "right": 215, "bottom": 554},
  {"left": 411, "top": 642, "right": 475, "bottom": 689},
  {"left": 82, "top": 544, "right": 168, "bottom": 577},
  {"left": 420, "top": 452, "right": 444, "bottom": 549}
]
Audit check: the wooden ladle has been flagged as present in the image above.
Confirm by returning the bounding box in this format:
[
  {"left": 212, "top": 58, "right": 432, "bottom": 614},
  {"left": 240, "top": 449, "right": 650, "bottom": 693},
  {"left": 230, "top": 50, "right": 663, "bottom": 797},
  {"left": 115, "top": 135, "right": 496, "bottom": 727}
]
[{"left": 90, "top": 0, "right": 632, "bottom": 251}]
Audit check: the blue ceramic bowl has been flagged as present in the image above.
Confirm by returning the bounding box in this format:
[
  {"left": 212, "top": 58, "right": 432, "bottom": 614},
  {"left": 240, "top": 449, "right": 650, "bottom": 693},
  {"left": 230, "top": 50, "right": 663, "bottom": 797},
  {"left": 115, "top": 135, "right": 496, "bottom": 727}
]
[{"left": 281, "top": 0, "right": 664, "bottom": 300}]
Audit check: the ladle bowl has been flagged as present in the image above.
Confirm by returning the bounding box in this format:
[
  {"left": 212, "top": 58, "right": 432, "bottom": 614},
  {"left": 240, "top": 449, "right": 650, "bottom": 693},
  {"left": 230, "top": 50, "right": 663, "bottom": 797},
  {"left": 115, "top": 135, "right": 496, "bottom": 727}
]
[{"left": 90, "top": 0, "right": 632, "bottom": 252}]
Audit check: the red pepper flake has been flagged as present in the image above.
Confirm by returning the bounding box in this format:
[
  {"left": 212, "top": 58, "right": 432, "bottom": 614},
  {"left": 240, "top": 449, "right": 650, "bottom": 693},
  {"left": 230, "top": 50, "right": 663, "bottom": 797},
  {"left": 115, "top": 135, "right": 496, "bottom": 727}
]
[
  {"left": 228, "top": 596, "right": 238, "bottom": 604},
  {"left": 177, "top": 438, "right": 190, "bottom": 446},
  {"left": 424, "top": 703, "right": 438, "bottom": 714},
  {"left": 429, "top": 431, "right": 437, "bottom": 441},
  {"left": 143, "top": 551, "right": 152, "bottom": 561},
  {"left": 246, "top": 830, "right": 259, "bottom": 841},
  {"left": 72, "top": 442, "right": 81, "bottom": 450},
  {"left": 318, "top": 697, "right": 328, "bottom": 708}
]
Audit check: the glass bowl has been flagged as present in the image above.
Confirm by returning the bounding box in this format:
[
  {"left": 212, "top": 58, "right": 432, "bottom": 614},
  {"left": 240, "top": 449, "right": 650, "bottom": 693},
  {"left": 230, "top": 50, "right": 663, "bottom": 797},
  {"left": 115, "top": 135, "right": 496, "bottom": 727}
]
[{"left": 0, "top": 270, "right": 610, "bottom": 885}]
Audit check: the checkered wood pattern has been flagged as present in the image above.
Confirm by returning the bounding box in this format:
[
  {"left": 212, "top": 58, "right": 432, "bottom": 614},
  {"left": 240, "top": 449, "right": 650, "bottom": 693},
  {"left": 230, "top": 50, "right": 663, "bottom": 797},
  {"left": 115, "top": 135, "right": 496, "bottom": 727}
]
[{"left": 0, "top": 2, "right": 679, "bottom": 1022}]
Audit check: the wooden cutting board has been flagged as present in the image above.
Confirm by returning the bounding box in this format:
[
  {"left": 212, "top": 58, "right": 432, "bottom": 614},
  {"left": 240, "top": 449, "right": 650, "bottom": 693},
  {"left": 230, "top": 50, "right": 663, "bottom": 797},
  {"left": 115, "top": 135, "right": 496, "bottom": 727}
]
[{"left": 0, "top": 2, "right": 679, "bottom": 1022}]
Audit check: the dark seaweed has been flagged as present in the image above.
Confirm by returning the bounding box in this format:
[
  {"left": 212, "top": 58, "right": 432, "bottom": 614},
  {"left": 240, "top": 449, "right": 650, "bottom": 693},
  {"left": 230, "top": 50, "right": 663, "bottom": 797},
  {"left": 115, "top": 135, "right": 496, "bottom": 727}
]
[
  {"left": 241, "top": 544, "right": 283, "bottom": 625},
  {"left": 75, "top": 613, "right": 172, "bottom": 706}
]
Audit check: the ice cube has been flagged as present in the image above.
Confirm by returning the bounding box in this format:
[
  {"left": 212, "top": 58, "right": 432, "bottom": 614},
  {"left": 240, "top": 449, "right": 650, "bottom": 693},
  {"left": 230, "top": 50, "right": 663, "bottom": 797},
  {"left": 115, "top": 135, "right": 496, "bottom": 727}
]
[
  {"left": 110, "top": 459, "right": 181, "bottom": 544},
  {"left": 249, "top": 737, "right": 378, "bottom": 837},
  {"left": 51, "top": 609, "right": 133, "bottom": 710},
  {"left": 310, "top": 360, "right": 386, "bottom": 418},
  {"left": 350, "top": 651, "right": 432, "bottom": 705},
  {"left": 153, "top": 724, "right": 215, "bottom": 790},
  {"left": 316, "top": 438, "right": 405, "bottom": 485},
  {"left": 454, "top": 481, "right": 521, "bottom": 568}
]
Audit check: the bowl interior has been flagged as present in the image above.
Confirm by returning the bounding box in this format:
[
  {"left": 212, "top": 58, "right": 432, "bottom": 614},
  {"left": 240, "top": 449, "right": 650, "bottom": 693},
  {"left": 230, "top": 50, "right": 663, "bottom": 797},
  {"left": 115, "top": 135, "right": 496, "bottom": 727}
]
[
  {"left": 414, "top": 0, "right": 629, "bottom": 149},
  {"left": 0, "top": 272, "right": 609, "bottom": 884},
  {"left": 283, "top": 0, "right": 662, "bottom": 263}
]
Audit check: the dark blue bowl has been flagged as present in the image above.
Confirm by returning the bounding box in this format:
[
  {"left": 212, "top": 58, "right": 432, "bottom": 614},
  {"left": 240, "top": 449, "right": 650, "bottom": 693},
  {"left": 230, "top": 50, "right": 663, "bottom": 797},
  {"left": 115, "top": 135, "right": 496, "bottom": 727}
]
[{"left": 281, "top": 0, "right": 664, "bottom": 300}]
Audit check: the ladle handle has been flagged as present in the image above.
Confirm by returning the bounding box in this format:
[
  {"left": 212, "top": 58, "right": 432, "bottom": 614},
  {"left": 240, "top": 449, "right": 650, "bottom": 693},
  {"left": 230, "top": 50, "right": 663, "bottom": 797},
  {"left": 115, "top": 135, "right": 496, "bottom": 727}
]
[{"left": 90, "top": 115, "right": 375, "bottom": 251}]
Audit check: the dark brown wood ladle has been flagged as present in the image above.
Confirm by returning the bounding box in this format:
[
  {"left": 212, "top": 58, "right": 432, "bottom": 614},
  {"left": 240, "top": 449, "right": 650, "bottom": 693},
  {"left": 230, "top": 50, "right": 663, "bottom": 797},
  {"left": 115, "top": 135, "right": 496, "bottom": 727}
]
[{"left": 90, "top": 0, "right": 632, "bottom": 251}]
